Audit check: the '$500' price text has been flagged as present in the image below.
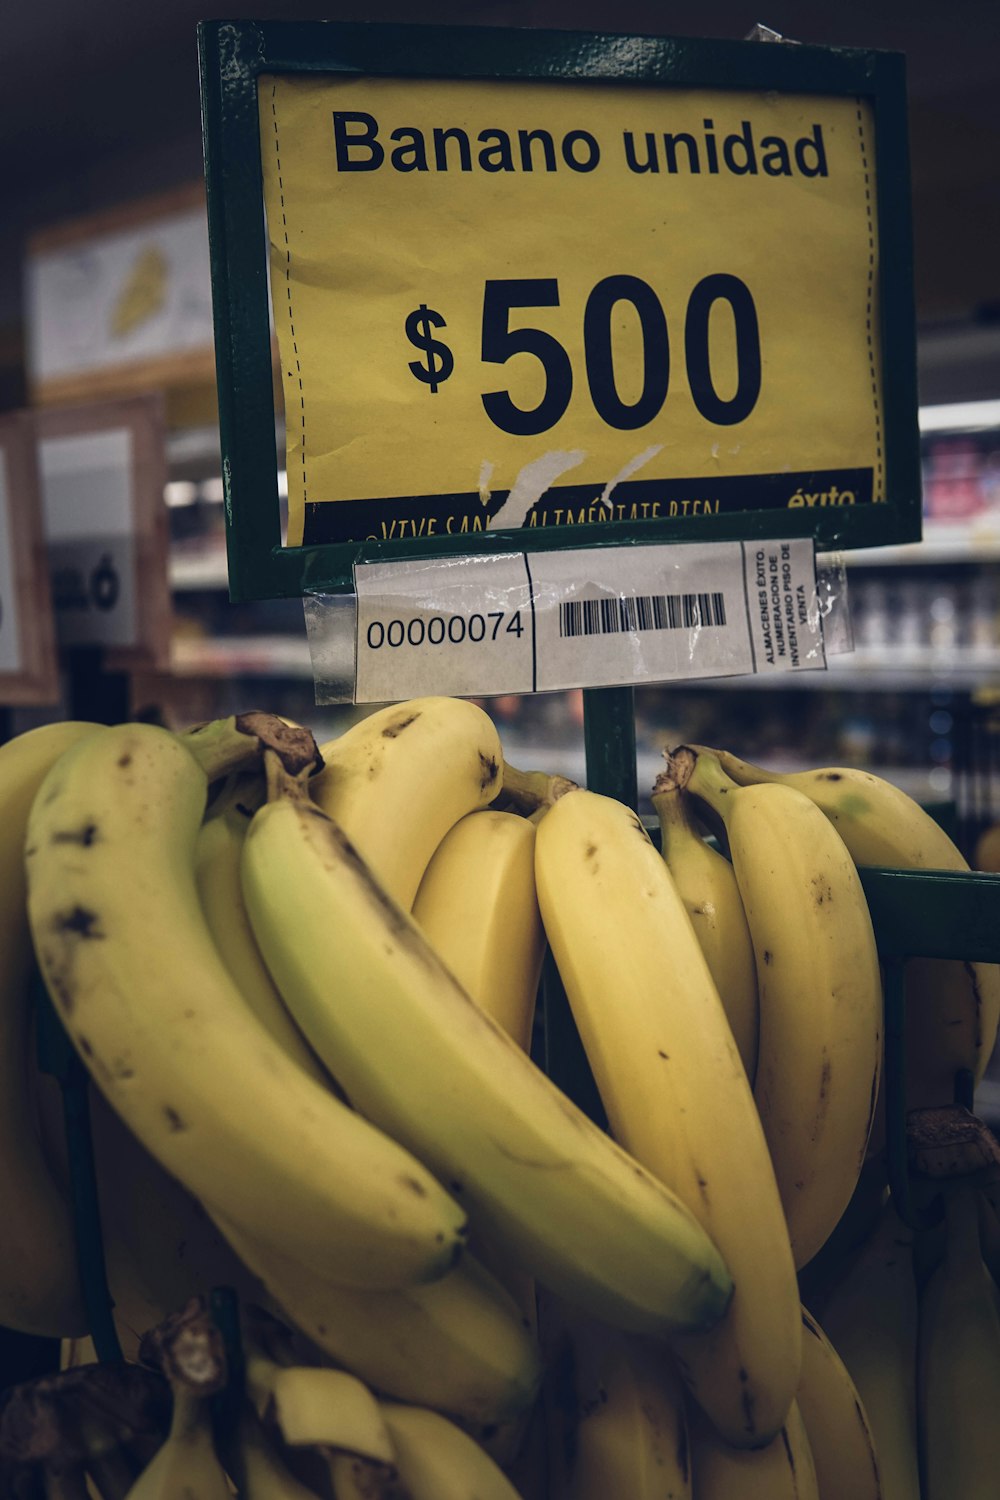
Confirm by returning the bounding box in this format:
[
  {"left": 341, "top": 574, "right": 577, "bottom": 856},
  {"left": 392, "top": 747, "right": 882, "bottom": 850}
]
[
  {"left": 405, "top": 273, "right": 762, "bottom": 435},
  {"left": 365, "top": 609, "right": 526, "bottom": 651}
]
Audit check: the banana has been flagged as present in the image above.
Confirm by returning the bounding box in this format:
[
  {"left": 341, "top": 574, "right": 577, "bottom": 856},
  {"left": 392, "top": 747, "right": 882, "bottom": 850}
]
[
  {"left": 817, "top": 1198, "right": 919, "bottom": 1500},
  {"left": 0, "top": 719, "right": 97, "bottom": 1336},
  {"left": 194, "top": 773, "right": 329, "bottom": 1082},
  {"left": 241, "top": 753, "right": 732, "bottom": 1340},
  {"left": 245, "top": 1350, "right": 395, "bottom": 1462},
  {"left": 25, "top": 718, "right": 466, "bottom": 1290},
  {"left": 669, "top": 747, "right": 882, "bottom": 1270},
  {"left": 380, "top": 1403, "right": 521, "bottom": 1500},
  {"left": 235, "top": 1407, "right": 321, "bottom": 1500},
  {"left": 651, "top": 778, "right": 758, "bottom": 1080},
  {"left": 688, "top": 1398, "right": 819, "bottom": 1499},
  {"left": 123, "top": 1386, "right": 231, "bottom": 1499},
  {"left": 542, "top": 1295, "right": 692, "bottom": 1499},
  {"left": 412, "top": 809, "right": 545, "bottom": 1053},
  {"left": 796, "top": 1307, "right": 881, "bottom": 1500},
  {"left": 311, "top": 697, "right": 503, "bottom": 909},
  {"left": 328, "top": 1454, "right": 408, "bottom": 1500},
  {"left": 534, "top": 786, "right": 798, "bottom": 1448},
  {"left": 214, "top": 1210, "right": 542, "bottom": 1429},
  {"left": 694, "top": 746, "right": 1000, "bottom": 1105},
  {"left": 918, "top": 1183, "right": 1000, "bottom": 1500}
]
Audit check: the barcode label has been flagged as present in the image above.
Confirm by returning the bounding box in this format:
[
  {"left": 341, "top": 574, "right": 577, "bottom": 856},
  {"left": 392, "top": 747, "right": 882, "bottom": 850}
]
[{"left": 559, "top": 591, "right": 728, "bottom": 639}]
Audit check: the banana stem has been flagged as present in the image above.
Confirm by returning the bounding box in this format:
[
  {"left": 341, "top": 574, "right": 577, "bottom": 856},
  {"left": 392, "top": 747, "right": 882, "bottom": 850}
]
[
  {"left": 499, "top": 762, "right": 577, "bottom": 815},
  {"left": 184, "top": 715, "right": 321, "bottom": 784},
  {"left": 650, "top": 778, "right": 704, "bottom": 859},
  {"left": 658, "top": 746, "right": 737, "bottom": 819}
]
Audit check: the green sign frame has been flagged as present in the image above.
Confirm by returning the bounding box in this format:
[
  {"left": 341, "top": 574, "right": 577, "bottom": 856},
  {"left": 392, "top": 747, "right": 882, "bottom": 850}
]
[{"left": 198, "top": 20, "right": 920, "bottom": 603}]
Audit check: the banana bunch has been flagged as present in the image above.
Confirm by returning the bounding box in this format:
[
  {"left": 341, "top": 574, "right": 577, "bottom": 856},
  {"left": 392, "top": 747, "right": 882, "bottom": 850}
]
[{"left": 3, "top": 698, "right": 996, "bottom": 1498}]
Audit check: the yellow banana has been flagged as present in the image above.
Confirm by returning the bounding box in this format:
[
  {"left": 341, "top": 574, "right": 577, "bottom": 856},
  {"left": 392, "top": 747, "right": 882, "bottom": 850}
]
[
  {"left": 245, "top": 1349, "right": 395, "bottom": 1462},
  {"left": 695, "top": 745, "right": 1000, "bottom": 1105},
  {"left": 412, "top": 809, "right": 544, "bottom": 1053},
  {"left": 194, "top": 774, "right": 329, "bottom": 1083},
  {"left": 312, "top": 696, "right": 503, "bottom": 908},
  {"left": 380, "top": 1402, "right": 521, "bottom": 1500},
  {"left": 918, "top": 1183, "right": 1000, "bottom": 1500},
  {"left": 534, "top": 786, "right": 798, "bottom": 1448},
  {"left": 234, "top": 1407, "right": 322, "bottom": 1500},
  {"left": 689, "top": 1398, "right": 819, "bottom": 1499},
  {"left": 817, "top": 1198, "right": 920, "bottom": 1500},
  {"left": 25, "top": 718, "right": 466, "bottom": 1290},
  {"left": 796, "top": 1307, "right": 881, "bottom": 1500},
  {"left": 241, "top": 754, "right": 732, "bottom": 1340},
  {"left": 214, "top": 1210, "right": 542, "bottom": 1429},
  {"left": 124, "top": 1386, "right": 231, "bottom": 1499},
  {"left": 542, "top": 1294, "right": 692, "bottom": 1499},
  {"left": 651, "top": 779, "right": 758, "bottom": 1080},
  {"left": 0, "top": 719, "right": 96, "bottom": 1336},
  {"left": 670, "top": 747, "right": 882, "bottom": 1270}
]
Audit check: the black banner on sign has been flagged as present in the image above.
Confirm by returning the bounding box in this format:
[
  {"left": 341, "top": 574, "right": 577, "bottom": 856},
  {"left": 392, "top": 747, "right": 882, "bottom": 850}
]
[{"left": 302, "top": 467, "right": 874, "bottom": 546}]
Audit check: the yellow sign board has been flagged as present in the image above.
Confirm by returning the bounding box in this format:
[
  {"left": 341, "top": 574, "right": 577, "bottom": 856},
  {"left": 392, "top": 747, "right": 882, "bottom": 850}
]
[{"left": 260, "top": 73, "right": 882, "bottom": 549}]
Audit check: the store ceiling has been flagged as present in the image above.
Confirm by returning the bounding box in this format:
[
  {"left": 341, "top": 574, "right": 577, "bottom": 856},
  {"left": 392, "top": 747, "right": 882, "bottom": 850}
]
[{"left": 3, "top": 0, "right": 999, "bottom": 333}]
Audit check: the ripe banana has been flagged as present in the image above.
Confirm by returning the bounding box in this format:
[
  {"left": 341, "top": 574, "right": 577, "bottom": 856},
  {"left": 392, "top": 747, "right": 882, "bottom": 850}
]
[
  {"left": 194, "top": 773, "right": 329, "bottom": 1083},
  {"left": 235, "top": 1407, "right": 321, "bottom": 1500},
  {"left": 311, "top": 696, "right": 503, "bottom": 908},
  {"left": 918, "top": 1183, "right": 1000, "bottom": 1500},
  {"left": 214, "top": 1210, "right": 543, "bottom": 1429},
  {"left": 796, "top": 1307, "right": 881, "bottom": 1500},
  {"left": 245, "top": 1349, "right": 394, "bottom": 1462},
  {"left": 542, "top": 1295, "right": 692, "bottom": 1499},
  {"left": 534, "top": 786, "right": 798, "bottom": 1448},
  {"left": 0, "top": 718, "right": 97, "bottom": 1336},
  {"left": 412, "top": 809, "right": 545, "bottom": 1053},
  {"left": 25, "top": 718, "right": 466, "bottom": 1290},
  {"left": 696, "top": 745, "right": 1000, "bottom": 1105},
  {"left": 817, "top": 1197, "right": 920, "bottom": 1500},
  {"left": 651, "top": 778, "right": 758, "bottom": 1080},
  {"left": 242, "top": 754, "right": 733, "bottom": 1339},
  {"left": 670, "top": 747, "right": 882, "bottom": 1270},
  {"left": 124, "top": 1386, "right": 231, "bottom": 1499},
  {"left": 688, "top": 1398, "right": 819, "bottom": 1499},
  {"left": 380, "top": 1402, "right": 522, "bottom": 1500}
]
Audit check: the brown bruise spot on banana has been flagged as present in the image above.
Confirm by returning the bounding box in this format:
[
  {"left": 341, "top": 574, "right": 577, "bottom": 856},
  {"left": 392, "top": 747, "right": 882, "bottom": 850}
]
[
  {"left": 76, "top": 1035, "right": 94, "bottom": 1058},
  {"left": 380, "top": 711, "right": 421, "bottom": 739},
  {"left": 117, "top": 752, "right": 133, "bottom": 768},
  {"left": 479, "top": 749, "right": 500, "bottom": 792},
  {"left": 162, "top": 1106, "right": 187, "bottom": 1133},
  {"left": 398, "top": 1174, "right": 428, "bottom": 1198},
  {"left": 54, "top": 906, "right": 105, "bottom": 941},
  {"left": 811, "top": 875, "right": 834, "bottom": 906},
  {"left": 584, "top": 843, "right": 598, "bottom": 860},
  {"left": 693, "top": 1170, "right": 711, "bottom": 1209},
  {"left": 780, "top": 1425, "right": 796, "bottom": 1473},
  {"left": 738, "top": 1368, "right": 757, "bottom": 1439},
  {"left": 50, "top": 822, "right": 99, "bottom": 847},
  {"left": 821, "top": 771, "right": 843, "bottom": 781},
  {"left": 674, "top": 1420, "right": 690, "bottom": 1483},
  {"left": 762, "top": 950, "right": 773, "bottom": 965},
  {"left": 965, "top": 961, "right": 984, "bottom": 1055},
  {"left": 658, "top": 1050, "right": 670, "bottom": 1060}
]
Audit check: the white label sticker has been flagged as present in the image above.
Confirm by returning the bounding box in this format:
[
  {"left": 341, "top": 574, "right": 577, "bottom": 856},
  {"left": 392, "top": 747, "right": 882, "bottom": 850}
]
[
  {"left": 345, "top": 539, "right": 826, "bottom": 704},
  {"left": 0, "top": 452, "right": 23, "bottom": 674}
]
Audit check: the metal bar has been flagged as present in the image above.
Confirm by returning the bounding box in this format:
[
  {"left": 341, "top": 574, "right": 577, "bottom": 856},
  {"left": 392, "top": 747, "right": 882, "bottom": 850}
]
[
  {"left": 583, "top": 686, "right": 638, "bottom": 808},
  {"left": 882, "top": 958, "right": 941, "bottom": 1233},
  {"left": 860, "top": 866, "right": 1000, "bottom": 963}
]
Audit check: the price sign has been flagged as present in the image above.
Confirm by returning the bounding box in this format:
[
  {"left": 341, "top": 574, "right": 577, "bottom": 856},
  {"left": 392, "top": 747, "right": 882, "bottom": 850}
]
[{"left": 199, "top": 22, "right": 919, "bottom": 601}]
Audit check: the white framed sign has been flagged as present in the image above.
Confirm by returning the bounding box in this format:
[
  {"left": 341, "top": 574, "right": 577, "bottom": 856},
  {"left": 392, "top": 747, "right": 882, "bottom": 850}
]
[{"left": 0, "top": 413, "right": 60, "bottom": 705}]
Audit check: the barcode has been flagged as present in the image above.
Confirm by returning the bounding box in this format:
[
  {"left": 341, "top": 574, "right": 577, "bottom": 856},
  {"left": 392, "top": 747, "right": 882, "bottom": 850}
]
[{"left": 558, "top": 591, "right": 728, "bottom": 639}]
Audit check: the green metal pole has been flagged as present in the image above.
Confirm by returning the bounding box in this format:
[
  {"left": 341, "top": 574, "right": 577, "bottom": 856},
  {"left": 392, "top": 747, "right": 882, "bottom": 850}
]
[{"left": 582, "top": 686, "right": 638, "bottom": 807}]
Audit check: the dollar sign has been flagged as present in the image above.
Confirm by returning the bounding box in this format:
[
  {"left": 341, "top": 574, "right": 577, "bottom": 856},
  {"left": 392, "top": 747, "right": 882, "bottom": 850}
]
[{"left": 405, "top": 303, "right": 455, "bottom": 394}]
